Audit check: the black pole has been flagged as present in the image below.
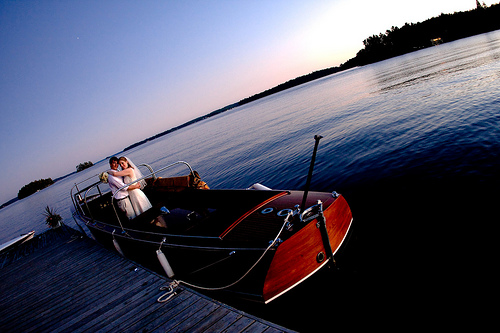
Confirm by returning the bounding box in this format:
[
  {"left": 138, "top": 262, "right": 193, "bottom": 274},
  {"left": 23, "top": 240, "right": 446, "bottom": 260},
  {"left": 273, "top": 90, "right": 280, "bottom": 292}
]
[{"left": 300, "top": 135, "right": 323, "bottom": 213}]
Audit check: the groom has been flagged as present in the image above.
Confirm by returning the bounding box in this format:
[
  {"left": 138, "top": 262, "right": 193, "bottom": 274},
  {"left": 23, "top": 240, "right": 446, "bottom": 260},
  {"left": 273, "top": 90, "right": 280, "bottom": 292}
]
[{"left": 107, "top": 156, "right": 140, "bottom": 219}]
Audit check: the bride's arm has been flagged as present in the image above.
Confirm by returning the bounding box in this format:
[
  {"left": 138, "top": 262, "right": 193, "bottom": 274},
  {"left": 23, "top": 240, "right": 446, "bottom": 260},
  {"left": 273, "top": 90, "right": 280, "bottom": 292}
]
[
  {"left": 127, "top": 183, "right": 140, "bottom": 191},
  {"left": 108, "top": 169, "right": 133, "bottom": 177}
]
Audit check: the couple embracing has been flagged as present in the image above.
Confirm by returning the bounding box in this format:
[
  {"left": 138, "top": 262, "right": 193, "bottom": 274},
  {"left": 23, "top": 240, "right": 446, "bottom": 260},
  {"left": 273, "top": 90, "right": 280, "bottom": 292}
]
[{"left": 107, "top": 156, "right": 152, "bottom": 220}]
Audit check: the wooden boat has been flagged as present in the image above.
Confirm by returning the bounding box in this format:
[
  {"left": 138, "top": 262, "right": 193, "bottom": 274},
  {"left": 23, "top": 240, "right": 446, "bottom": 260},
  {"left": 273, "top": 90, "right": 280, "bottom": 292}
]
[
  {"left": 0, "top": 231, "right": 35, "bottom": 254},
  {"left": 71, "top": 143, "right": 352, "bottom": 303}
]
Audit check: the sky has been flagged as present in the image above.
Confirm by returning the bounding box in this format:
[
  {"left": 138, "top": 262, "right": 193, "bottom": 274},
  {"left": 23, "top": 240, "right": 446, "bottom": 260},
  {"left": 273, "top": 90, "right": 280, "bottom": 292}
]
[{"left": 0, "top": 0, "right": 494, "bottom": 204}]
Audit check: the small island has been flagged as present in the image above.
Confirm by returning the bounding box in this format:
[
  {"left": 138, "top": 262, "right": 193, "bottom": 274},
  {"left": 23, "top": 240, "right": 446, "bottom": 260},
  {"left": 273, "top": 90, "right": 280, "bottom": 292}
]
[
  {"left": 18, "top": 178, "right": 54, "bottom": 200},
  {"left": 76, "top": 161, "right": 94, "bottom": 172},
  {"left": 2, "top": 160, "right": 94, "bottom": 206}
]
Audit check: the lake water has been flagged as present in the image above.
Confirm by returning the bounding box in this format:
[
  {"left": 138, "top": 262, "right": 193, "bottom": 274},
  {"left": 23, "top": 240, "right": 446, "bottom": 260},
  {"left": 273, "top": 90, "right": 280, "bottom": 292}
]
[{"left": 1, "top": 30, "right": 499, "bottom": 330}]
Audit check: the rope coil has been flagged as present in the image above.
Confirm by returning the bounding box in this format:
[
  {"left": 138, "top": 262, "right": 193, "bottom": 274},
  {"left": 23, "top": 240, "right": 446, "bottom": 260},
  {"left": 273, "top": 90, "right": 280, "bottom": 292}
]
[{"left": 157, "top": 281, "right": 179, "bottom": 302}]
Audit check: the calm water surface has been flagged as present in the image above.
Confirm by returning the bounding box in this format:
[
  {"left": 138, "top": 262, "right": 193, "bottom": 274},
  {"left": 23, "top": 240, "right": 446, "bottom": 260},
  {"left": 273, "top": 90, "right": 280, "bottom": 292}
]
[{"left": 1, "top": 30, "right": 499, "bottom": 330}]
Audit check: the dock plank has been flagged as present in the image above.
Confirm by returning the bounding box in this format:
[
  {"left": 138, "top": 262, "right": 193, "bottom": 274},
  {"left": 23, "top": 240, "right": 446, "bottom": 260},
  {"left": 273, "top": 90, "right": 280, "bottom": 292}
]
[
  {"left": 243, "top": 321, "right": 274, "bottom": 333},
  {"left": 0, "top": 227, "right": 294, "bottom": 333},
  {"left": 2, "top": 248, "right": 122, "bottom": 315},
  {"left": 168, "top": 299, "right": 221, "bottom": 332},
  {"left": 52, "top": 274, "right": 157, "bottom": 333},
  {"left": 209, "top": 311, "right": 244, "bottom": 332},
  {"left": 126, "top": 292, "right": 200, "bottom": 332},
  {"left": 82, "top": 279, "right": 167, "bottom": 332},
  {"left": 223, "top": 316, "right": 256, "bottom": 332},
  {"left": 184, "top": 306, "right": 232, "bottom": 332},
  {"left": 95, "top": 285, "right": 188, "bottom": 332},
  {"left": 153, "top": 297, "right": 217, "bottom": 332},
  {"left": 10, "top": 257, "right": 143, "bottom": 332}
]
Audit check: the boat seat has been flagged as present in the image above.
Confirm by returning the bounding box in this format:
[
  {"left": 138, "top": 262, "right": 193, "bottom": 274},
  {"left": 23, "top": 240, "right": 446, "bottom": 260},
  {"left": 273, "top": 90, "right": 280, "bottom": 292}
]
[{"left": 149, "top": 172, "right": 209, "bottom": 193}]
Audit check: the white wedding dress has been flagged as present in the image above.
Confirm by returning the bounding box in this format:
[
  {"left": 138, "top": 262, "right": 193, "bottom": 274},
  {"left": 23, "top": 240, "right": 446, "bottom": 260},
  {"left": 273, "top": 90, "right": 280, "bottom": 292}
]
[{"left": 124, "top": 163, "right": 152, "bottom": 217}]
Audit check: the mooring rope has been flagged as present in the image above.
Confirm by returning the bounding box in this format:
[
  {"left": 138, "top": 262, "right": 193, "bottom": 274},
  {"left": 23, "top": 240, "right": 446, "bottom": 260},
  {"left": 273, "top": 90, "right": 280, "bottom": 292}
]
[
  {"left": 157, "top": 218, "right": 289, "bottom": 302},
  {"left": 157, "top": 282, "right": 179, "bottom": 303}
]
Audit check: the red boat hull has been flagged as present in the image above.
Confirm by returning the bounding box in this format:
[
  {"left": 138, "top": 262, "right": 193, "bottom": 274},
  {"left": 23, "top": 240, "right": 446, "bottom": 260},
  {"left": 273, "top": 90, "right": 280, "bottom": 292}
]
[{"left": 263, "top": 195, "right": 352, "bottom": 303}]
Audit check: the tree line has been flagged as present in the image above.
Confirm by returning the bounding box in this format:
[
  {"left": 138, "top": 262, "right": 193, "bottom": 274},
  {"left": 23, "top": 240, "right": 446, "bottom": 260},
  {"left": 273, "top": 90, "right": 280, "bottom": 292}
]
[
  {"left": 240, "top": 3, "right": 500, "bottom": 102},
  {"left": 119, "top": 4, "right": 499, "bottom": 155},
  {"left": 342, "top": 2, "right": 500, "bottom": 68}
]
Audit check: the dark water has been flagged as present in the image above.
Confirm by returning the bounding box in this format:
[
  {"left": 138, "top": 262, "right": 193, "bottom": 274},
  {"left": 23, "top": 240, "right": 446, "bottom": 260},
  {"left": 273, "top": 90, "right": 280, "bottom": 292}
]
[{"left": 1, "top": 30, "right": 499, "bottom": 331}]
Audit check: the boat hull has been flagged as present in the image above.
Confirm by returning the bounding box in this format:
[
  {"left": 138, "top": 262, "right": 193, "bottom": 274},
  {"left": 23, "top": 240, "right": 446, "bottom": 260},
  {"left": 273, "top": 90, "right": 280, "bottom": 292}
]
[
  {"left": 0, "top": 231, "right": 35, "bottom": 254},
  {"left": 263, "top": 195, "right": 352, "bottom": 303},
  {"left": 83, "top": 220, "right": 276, "bottom": 299},
  {"left": 73, "top": 171, "right": 353, "bottom": 303}
]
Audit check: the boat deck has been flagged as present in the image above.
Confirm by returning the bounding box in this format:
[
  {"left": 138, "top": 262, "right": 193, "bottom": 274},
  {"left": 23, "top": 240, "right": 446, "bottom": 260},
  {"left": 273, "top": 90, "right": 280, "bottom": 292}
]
[{"left": 0, "top": 226, "right": 294, "bottom": 332}]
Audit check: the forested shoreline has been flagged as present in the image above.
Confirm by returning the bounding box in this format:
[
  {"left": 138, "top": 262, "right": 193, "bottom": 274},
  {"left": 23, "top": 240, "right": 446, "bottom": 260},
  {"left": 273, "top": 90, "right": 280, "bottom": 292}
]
[
  {"left": 241, "top": 3, "right": 500, "bottom": 104},
  {"left": 343, "top": 2, "right": 500, "bottom": 67}
]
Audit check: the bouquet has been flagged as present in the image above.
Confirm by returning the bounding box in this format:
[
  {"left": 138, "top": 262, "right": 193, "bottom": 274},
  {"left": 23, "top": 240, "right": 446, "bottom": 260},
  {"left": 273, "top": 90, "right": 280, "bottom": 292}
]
[{"left": 99, "top": 172, "right": 109, "bottom": 183}]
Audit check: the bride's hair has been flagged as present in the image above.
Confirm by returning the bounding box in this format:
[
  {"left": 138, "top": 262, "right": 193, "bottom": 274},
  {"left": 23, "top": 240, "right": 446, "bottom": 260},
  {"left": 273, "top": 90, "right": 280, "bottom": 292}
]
[{"left": 118, "top": 157, "right": 134, "bottom": 169}]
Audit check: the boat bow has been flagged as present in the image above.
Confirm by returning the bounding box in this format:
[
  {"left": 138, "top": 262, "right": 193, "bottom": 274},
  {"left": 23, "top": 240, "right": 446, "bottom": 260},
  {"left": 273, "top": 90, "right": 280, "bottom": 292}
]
[{"left": 263, "top": 194, "right": 352, "bottom": 303}]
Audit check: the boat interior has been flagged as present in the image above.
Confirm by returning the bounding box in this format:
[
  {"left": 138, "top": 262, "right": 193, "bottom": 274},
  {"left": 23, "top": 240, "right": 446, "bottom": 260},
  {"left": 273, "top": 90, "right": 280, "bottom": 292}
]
[{"left": 73, "top": 164, "right": 286, "bottom": 243}]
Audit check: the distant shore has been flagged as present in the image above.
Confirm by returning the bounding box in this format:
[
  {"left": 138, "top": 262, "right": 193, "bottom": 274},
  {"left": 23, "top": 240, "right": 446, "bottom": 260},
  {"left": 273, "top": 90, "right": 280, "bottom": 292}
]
[{"left": 124, "top": 4, "right": 500, "bottom": 153}]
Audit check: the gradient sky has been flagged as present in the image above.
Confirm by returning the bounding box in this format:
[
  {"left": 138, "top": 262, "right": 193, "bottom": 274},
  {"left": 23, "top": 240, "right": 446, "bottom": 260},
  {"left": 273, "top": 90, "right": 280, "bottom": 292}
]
[{"left": 0, "top": 0, "right": 492, "bottom": 204}]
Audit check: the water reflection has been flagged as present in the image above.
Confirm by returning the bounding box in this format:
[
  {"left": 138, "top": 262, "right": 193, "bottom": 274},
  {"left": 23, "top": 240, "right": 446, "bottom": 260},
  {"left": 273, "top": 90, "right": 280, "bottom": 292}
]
[{"left": 371, "top": 30, "right": 500, "bottom": 93}]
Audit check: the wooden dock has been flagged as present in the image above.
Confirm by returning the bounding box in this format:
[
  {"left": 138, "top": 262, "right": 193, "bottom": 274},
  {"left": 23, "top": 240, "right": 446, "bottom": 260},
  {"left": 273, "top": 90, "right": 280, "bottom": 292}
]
[{"left": 0, "top": 226, "right": 294, "bottom": 332}]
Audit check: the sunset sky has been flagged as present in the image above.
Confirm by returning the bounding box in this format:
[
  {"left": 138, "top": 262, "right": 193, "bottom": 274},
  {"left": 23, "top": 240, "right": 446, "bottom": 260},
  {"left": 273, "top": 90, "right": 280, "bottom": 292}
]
[{"left": 0, "top": 0, "right": 493, "bottom": 203}]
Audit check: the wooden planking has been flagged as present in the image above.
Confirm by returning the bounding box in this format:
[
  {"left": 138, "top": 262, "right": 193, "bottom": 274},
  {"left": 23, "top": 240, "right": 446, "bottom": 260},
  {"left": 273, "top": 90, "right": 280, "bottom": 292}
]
[
  {"left": 262, "top": 211, "right": 327, "bottom": 302},
  {"left": 262, "top": 194, "right": 352, "bottom": 303},
  {"left": 179, "top": 306, "right": 232, "bottom": 332},
  {"left": 0, "top": 227, "right": 294, "bottom": 333}
]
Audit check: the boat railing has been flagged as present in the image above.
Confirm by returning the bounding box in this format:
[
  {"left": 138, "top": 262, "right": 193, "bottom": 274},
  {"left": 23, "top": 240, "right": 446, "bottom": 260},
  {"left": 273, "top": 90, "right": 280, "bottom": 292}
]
[
  {"left": 70, "top": 177, "right": 106, "bottom": 217},
  {"left": 146, "top": 161, "right": 194, "bottom": 179},
  {"left": 110, "top": 161, "right": 194, "bottom": 200},
  {"left": 71, "top": 161, "right": 196, "bottom": 232}
]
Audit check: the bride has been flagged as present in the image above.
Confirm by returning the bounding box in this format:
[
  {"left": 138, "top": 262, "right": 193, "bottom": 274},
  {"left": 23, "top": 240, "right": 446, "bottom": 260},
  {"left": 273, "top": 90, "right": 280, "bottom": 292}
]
[{"left": 109, "top": 156, "right": 152, "bottom": 217}]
